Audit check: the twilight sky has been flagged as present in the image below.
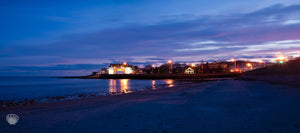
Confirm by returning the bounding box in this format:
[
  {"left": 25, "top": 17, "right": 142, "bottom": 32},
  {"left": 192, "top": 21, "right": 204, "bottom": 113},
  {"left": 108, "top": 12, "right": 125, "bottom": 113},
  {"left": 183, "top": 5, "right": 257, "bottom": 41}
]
[{"left": 1, "top": 0, "right": 300, "bottom": 76}]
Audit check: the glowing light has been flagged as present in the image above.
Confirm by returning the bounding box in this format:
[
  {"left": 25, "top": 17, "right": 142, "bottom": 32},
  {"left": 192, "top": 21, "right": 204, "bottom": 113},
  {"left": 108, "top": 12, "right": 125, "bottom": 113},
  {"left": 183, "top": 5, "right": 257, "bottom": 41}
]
[
  {"left": 231, "top": 58, "right": 235, "bottom": 62},
  {"left": 277, "top": 55, "right": 286, "bottom": 64},
  {"left": 235, "top": 69, "right": 239, "bottom": 72},
  {"left": 247, "top": 63, "right": 252, "bottom": 67},
  {"left": 152, "top": 65, "right": 155, "bottom": 68},
  {"left": 191, "top": 64, "right": 195, "bottom": 67},
  {"left": 120, "top": 79, "right": 129, "bottom": 93},
  {"left": 277, "top": 56, "right": 285, "bottom": 60},
  {"left": 109, "top": 79, "right": 117, "bottom": 94},
  {"left": 166, "top": 79, "right": 174, "bottom": 87},
  {"left": 124, "top": 67, "right": 132, "bottom": 74},
  {"left": 168, "top": 60, "right": 172, "bottom": 64},
  {"left": 258, "top": 60, "right": 263, "bottom": 63},
  {"left": 152, "top": 80, "right": 156, "bottom": 90},
  {"left": 108, "top": 68, "right": 114, "bottom": 74},
  {"left": 123, "top": 62, "right": 127, "bottom": 65}
]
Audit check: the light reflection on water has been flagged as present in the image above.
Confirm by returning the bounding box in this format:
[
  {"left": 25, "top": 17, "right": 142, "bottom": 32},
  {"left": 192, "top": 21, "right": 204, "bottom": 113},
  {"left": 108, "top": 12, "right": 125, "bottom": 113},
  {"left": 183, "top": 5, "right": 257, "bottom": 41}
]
[
  {"left": 120, "top": 79, "right": 130, "bottom": 93},
  {"left": 166, "top": 79, "right": 174, "bottom": 87},
  {"left": 152, "top": 80, "right": 156, "bottom": 90},
  {"left": 0, "top": 77, "right": 176, "bottom": 101},
  {"left": 109, "top": 79, "right": 130, "bottom": 94},
  {"left": 109, "top": 79, "right": 174, "bottom": 94},
  {"left": 109, "top": 79, "right": 117, "bottom": 94}
]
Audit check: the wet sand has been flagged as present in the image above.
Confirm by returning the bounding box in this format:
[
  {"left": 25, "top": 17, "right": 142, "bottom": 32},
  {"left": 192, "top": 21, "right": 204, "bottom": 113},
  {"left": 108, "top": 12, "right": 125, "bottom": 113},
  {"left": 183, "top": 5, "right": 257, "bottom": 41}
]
[{"left": 1, "top": 79, "right": 300, "bottom": 133}]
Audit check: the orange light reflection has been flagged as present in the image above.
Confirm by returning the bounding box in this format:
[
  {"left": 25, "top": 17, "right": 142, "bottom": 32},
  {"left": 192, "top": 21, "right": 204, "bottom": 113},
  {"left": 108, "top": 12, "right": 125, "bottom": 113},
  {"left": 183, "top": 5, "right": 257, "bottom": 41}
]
[
  {"left": 120, "top": 79, "right": 130, "bottom": 93},
  {"left": 166, "top": 79, "right": 174, "bottom": 87},
  {"left": 109, "top": 79, "right": 117, "bottom": 94},
  {"left": 152, "top": 80, "right": 156, "bottom": 90}
]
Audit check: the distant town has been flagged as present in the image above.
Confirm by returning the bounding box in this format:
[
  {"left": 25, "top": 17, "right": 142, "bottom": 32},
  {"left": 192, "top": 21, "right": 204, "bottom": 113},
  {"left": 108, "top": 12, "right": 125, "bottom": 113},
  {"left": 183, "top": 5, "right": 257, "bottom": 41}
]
[{"left": 91, "top": 55, "right": 297, "bottom": 76}]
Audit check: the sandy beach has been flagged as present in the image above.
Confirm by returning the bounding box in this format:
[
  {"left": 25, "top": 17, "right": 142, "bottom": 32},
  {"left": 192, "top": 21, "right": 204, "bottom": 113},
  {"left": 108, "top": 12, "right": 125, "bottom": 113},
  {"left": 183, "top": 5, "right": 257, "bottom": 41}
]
[{"left": 1, "top": 79, "right": 300, "bottom": 133}]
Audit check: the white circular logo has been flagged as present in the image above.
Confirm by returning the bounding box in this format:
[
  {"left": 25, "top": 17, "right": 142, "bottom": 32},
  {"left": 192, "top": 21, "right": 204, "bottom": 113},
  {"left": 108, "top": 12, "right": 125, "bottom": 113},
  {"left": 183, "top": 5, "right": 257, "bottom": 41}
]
[{"left": 6, "top": 114, "right": 19, "bottom": 125}]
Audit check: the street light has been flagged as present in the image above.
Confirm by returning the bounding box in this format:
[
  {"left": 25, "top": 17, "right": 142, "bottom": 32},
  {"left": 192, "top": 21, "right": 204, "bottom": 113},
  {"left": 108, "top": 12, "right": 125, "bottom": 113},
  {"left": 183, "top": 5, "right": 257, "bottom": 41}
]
[
  {"left": 247, "top": 63, "right": 253, "bottom": 70},
  {"left": 277, "top": 56, "right": 285, "bottom": 60},
  {"left": 277, "top": 56, "right": 285, "bottom": 64},
  {"left": 246, "top": 63, "right": 252, "bottom": 67},
  {"left": 168, "top": 60, "right": 172, "bottom": 74},
  {"left": 151, "top": 65, "right": 155, "bottom": 74},
  {"left": 231, "top": 58, "right": 236, "bottom": 70},
  {"left": 258, "top": 60, "right": 265, "bottom": 67}
]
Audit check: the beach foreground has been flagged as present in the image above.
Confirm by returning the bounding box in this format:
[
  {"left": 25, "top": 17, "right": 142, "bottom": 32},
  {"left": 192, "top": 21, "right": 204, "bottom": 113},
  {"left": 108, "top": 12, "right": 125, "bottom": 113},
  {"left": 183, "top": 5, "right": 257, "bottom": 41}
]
[{"left": 1, "top": 79, "right": 300, "bottom": 133}]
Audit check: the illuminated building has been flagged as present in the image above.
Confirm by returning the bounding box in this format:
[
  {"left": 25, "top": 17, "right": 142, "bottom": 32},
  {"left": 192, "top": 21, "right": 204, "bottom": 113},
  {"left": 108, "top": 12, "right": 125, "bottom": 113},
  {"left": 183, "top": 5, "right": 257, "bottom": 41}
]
[
  {"left": 108, "top": 61, "right": 135, "bottom": 74},
  {"left": 184, "top": 67, "right": 195, "bottom": 74}
]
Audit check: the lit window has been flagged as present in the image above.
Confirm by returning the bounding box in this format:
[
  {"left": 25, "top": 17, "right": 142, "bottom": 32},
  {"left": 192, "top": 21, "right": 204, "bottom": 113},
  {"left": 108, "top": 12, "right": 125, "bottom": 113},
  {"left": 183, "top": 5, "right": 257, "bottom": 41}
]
[{"left": 108, "top": 68, "right": 114, "bottom": 74}]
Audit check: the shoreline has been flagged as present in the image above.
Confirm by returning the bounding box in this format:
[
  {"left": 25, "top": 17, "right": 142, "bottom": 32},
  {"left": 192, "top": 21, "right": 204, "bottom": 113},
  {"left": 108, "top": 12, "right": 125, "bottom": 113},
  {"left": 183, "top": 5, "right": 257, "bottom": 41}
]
[
  {"left": 0, "top": 78, "right": 207, "bottom": 112},
  {"left": 60, "top": 73, "right": 241, "bottom": 80},
  {"left": 0, "top": 78, "right": 214, "bottom": 109},
  {"left": 2, "top": 78, "right": 300, "bottom": 132}
]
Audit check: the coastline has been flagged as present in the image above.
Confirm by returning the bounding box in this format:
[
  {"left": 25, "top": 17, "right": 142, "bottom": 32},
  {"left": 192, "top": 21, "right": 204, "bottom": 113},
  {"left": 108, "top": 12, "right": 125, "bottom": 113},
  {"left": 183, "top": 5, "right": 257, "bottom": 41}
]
[
  {"left": 0, "top": 78, "right": 205, "bottom": 111},
  {"left": 61, "top": 73, "right": 241, "bottom": 80},
  {"left": 0, "top": 78, "right": 206, "bottom": 108},
  {"left": 1, "top": 78, "right": 300, "bottom": 133}
]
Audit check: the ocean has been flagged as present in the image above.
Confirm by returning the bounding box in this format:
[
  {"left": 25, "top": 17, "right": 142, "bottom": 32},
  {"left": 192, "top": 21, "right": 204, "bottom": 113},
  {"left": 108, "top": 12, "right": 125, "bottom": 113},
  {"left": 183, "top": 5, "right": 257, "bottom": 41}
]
[{"left": 0, "top": 76, "right": 174, "bottom": 101}]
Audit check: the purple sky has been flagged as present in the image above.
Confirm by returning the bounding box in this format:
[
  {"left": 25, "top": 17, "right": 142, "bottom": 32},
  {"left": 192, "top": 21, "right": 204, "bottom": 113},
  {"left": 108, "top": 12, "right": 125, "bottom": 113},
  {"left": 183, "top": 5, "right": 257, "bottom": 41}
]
[{"left": 1, "top": 0, "right": 300, "bottom": 76}]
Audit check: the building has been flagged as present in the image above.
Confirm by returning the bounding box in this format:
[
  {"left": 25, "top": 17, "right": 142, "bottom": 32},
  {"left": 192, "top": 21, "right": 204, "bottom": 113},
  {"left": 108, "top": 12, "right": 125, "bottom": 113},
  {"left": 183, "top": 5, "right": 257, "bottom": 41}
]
[
  {"left": 184, "top": 66, "right": 195, "bottom": 74},
  {"left": 108, "top": 61, "right": 135, "bottom": 74},
  {"left": 199, "top": 62, "right": 229, "bottom": 73}
]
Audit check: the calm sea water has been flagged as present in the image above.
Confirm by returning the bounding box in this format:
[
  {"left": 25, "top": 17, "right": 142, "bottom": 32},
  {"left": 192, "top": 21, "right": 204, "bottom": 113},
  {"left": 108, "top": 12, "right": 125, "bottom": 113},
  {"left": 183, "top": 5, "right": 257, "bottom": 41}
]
[{"left": 0, "top": 77, "right": 174, "bottom": 101}]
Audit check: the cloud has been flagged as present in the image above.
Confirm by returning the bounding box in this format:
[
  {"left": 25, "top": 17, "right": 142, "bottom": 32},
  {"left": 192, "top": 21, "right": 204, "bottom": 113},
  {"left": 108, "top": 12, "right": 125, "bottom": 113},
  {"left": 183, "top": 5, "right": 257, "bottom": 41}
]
[
  {"left": 175, "top": 46, "right": 221, "bottom": 52},
  {"left": 242, "top": 39, "right": 300, "bottom": 52},
  {"left": 1, "top": 4, "right": 300, "bottom": 75},
  {"left": 190, "top": 40, "right": 228, "bottom": 45},
  {"left": 283, "top": 19, "right": 300, "bottom": 25}
]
